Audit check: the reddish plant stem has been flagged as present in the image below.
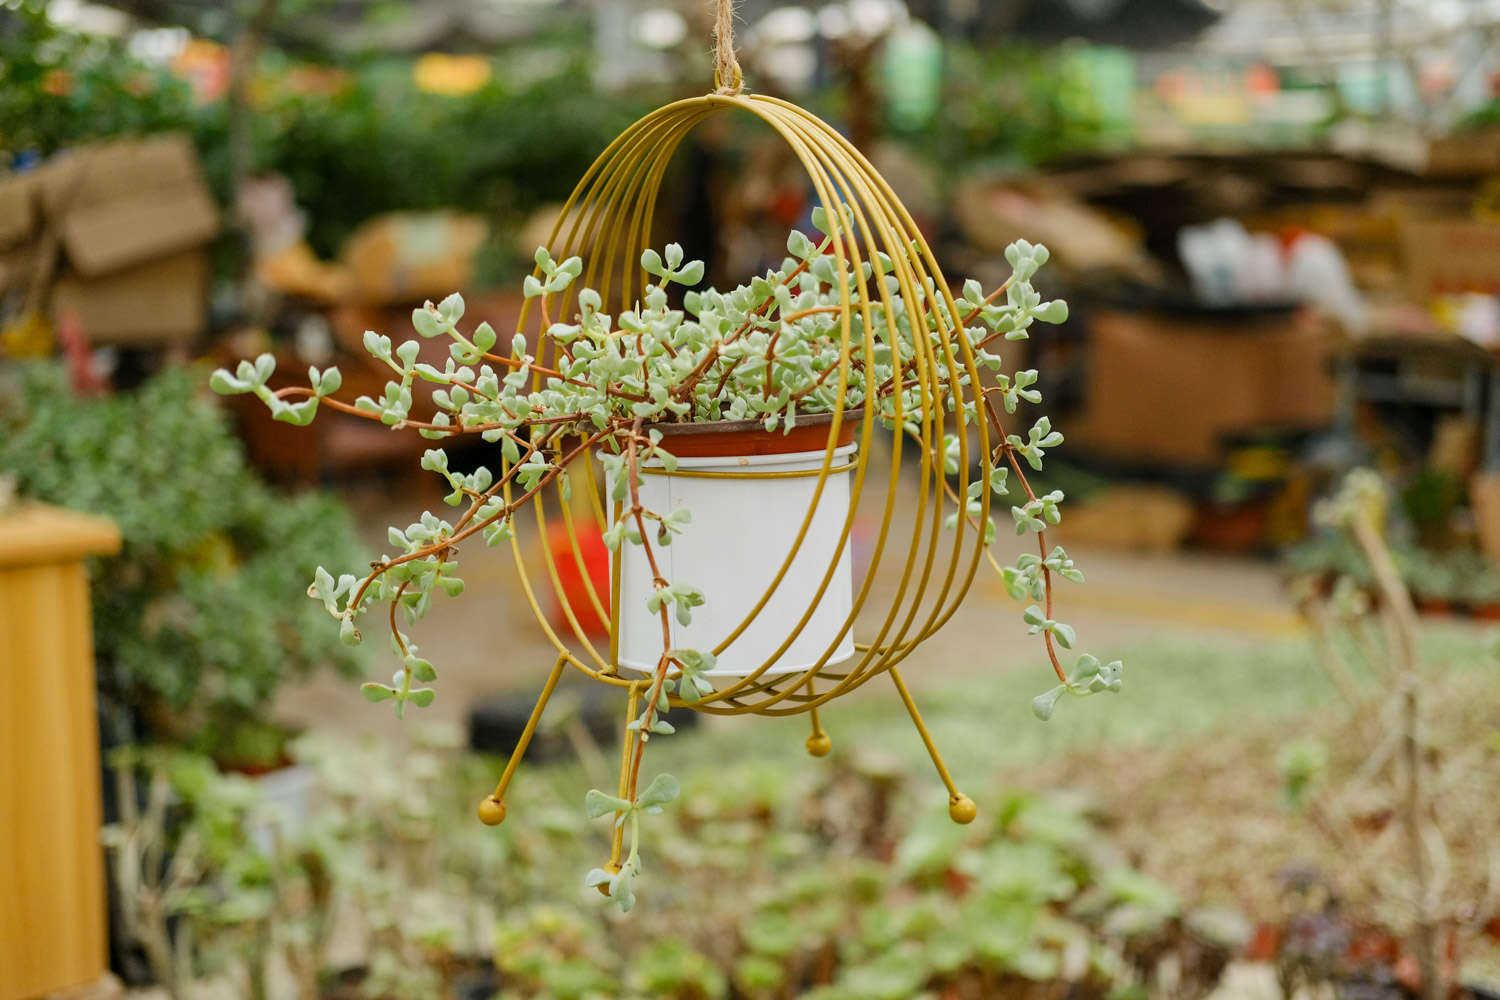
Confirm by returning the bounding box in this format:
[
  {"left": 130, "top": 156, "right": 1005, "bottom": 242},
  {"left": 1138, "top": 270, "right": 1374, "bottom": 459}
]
[
  {"left": 786, "top": 359, "right": 846, "bottom": 404},
  {"left": 873, "top": 274, "right": 1019, "bottom": 398},
  {"left": 763, "top": 329, "right": 779, "bottom": 402},
  {"left": 388, "top": 581, "right": 411, "bottom": 656},
  {"left": 475, "top": 350, "right": 651, "bottom": 404},
  {"left": 271, "top": 388, "right": 474, "bottom": 433},
  {"left": 978, "top": 392, "right": 1065, "bottom": 683},
  {"left": 709, "top": 357, "right": 744, "bottom": 400},
  {"left": 621, "top": 417, "right": 675, "bottom": 805},
  {"left": 670, "top": 236, "right": 833, "bottom": 403},
  {"left": 960, "top": 276, "right": 1016, "bottom": 327},
  {"left": 273, "top": 387, "right": 606, "bottom": 454},
  {"left": 348, "top": 426, "right": 612, "bottom": 612}
]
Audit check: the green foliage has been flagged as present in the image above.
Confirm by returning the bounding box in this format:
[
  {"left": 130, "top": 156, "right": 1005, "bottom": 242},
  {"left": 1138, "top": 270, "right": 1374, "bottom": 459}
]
[
  {"left": 898, "top": 41, "right": 1110, "bottom": 167},
  {"left": 626, "top": 940, "right": 728, "bottom": 999},
  {"left": 243, "top": 54, "right": 653, "bottom": 259},
  {"left": 1030, "top": 654, "right": 1124, "bottom": 722},
  {"left": 110, "top": 626, "right": 1500, "bottom": 997},
  {"left": 1284, "top": 533, "right": 1375, "bottom": 588},
  {"left": 1277, "top": 737, "right": 1328, "bottom": 810},
  {"left": 1399, "top": 466, "right": 1462, "bottom": 547},
  {"left": 1289, "top": 533, "right": 1500, "bottom": 607},
  {"left": 1395, "top": 545, "right": 1462, "bottom": 601},
  {"left": 0, "top": 0, "right": 199, "bottom": 156},
  {"left": 0, "top": 5, "right": 647, "bottom": 277},
  {"left": 1289, "top": 467, "right": 1500, "bottom": 606},
  {"left": 1456, "top": 98, "right": 1500, "bottom": 133},
  {"left": 105, "top": 728, "right": 516, "bottom": 998},
  {"left": 0, "top": 364, "right": 364, "bottom": 757},
  {"left": 491, "top": 762, "right": 1231, "bottom": 999},
  {"left": 1459, "top": 551, "right": 1500, "bottom": 604}
]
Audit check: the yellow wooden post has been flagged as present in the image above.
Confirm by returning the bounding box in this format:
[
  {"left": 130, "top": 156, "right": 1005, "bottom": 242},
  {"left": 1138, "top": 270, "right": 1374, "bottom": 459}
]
[{"left": 0, "top": 505, "right": 120, "bottom": 1000}]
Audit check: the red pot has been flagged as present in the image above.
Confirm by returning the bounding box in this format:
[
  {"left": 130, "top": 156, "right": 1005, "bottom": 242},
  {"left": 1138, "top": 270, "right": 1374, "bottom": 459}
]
[{"left": 1414, "top": 596, "right": 1453, "bottom": 616}]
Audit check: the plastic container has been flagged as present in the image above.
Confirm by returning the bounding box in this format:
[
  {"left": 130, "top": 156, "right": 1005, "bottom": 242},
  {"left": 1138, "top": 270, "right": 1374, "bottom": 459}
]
[{"left": 611, "top": 443, "right": 858, "bottom": 683}]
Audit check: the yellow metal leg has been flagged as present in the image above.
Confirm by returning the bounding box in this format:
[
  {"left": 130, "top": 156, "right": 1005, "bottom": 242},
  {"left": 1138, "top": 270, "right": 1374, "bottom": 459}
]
[
  {"left": 805, "top": 675, "right": 831, "bottom": 757},
  {"left": 889, "top": 668, "right": 975, "bottom": 824},
  {"left": 478, "top": 655, "right": 568, "bottom": 825}
]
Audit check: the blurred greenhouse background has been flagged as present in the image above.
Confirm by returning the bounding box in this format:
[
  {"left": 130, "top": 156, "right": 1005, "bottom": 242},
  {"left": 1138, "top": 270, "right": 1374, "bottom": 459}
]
[{"left": 3, "top": 1, "right": 1500, "bottom": 998}]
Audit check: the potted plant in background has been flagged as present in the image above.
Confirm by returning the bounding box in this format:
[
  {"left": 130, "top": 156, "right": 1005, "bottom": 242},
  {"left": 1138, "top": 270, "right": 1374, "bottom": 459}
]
[
  {"left": 1460, "top": 555, "right": 1500, "bottom": 619},
  {"left": 0, "top": 364, "right": 365, "bottom": 765},
  {"left": 1397, "top": 547, "right": 1461, "bottom": 616},
  {"left": 1285, "top": 533, "right": 1371, "bottom": 598}
]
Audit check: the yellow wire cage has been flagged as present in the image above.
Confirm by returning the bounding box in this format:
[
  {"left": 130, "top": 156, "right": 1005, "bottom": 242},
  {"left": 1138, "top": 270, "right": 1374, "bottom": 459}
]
[{"left": 482, "top": 91, "right": 992, "bottom": 845}]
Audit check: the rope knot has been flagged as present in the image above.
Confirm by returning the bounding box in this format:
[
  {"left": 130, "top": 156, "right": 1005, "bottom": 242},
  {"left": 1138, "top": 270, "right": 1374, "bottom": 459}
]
[{"left": 712, "top": 0, "right": 744, "bottom": 95}]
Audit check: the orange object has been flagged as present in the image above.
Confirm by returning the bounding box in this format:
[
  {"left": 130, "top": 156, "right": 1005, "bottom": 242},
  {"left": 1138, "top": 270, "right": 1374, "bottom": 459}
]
[{"left": 546, "top": 520, "right": 609, "bottom": 637}]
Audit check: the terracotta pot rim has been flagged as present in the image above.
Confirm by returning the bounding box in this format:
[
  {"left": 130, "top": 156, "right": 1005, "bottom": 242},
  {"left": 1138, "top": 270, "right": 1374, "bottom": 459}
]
[
  {"left": 643, "top": 409, "right": 865, "bottom": 437},
  {"left": 641, "top": 409, "right": 863, "bottom": 458}
]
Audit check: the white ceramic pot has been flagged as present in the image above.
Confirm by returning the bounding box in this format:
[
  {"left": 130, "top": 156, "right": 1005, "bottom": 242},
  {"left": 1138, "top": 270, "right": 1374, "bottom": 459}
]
[{"left": 612, "top": 444, "right": 858, "bottom": 683}]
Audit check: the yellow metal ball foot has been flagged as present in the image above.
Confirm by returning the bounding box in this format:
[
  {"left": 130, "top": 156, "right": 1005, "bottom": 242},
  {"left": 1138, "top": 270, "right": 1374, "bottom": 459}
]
[
  {"left": 805, "top": 732, "right": 832, "bottom": 757},
  {"left": 477, "top": 797, "right": 507, "bottom": 826},
  {"left": 948, "top": 794, "right": 977, "bottom": 825}
]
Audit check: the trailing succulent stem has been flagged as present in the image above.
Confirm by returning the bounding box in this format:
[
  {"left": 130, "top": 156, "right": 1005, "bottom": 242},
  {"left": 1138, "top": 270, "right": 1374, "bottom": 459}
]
[{"left": 213, "top": 212, "right": 1121, "bottom": 910}]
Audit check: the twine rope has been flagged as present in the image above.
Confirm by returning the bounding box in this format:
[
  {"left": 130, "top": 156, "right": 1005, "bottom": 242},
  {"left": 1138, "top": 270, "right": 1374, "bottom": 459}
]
[{"left": 713, "top": 0, "right": 744, "bottom": 95}]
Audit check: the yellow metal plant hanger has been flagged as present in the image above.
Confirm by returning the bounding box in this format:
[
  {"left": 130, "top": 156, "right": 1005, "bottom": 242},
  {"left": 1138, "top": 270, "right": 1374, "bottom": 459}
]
[{"left": 482, "top": 0, "right": 989, "bottom": 854}]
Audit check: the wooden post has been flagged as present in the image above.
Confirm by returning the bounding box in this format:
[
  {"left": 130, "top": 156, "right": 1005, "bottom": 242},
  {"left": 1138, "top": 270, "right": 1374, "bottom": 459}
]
[{"left": 0, "top": 505, "right": 120, "bottom": 1000}]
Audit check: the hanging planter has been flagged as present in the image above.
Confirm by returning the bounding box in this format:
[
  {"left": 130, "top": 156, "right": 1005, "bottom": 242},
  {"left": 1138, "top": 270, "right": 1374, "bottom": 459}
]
[{"left": 212, "top": 1, "right": 1124, "bottom": 912}]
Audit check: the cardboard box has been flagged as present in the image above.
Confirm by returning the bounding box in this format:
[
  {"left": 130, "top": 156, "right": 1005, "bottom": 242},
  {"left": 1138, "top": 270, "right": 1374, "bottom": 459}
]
[
  {"left": 1424, "top": 130, "right": 1500, "bottom": 177},
  {"left": 0, "top": 133, "right": 217, "bottom": 344},
  {"left": 37, "top": 134, "right": 202, "bottom": 214},
  {"left": 60, "top": 186, "right": 217, "bottom": 277},
  {"left": 1072, "top": 306, "right": 1338, "bottom": 466},
  {"left": 1472, "top": 472, "right": 1500, "bottom": 563},
  {"left": 1056, "top": 486, "right": 1194, "bottom": 552},
  {"left": 1401, "top": 219, "right": 1500, "bottom": 297},
  {"left": 0, "top": 245, "right": 34, "bottom": 295},
  {"left": 53, "top": 251, "right": 208, "bottom": 344},
  {"left": 0, "top": 173, "right": 37, "bottom": 250}
]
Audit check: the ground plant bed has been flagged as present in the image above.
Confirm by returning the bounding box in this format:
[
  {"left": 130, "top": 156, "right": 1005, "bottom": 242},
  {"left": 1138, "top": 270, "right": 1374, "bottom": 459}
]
[{"left": 1014, "top": 629, "right": 1500, "bottom": 1000}]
